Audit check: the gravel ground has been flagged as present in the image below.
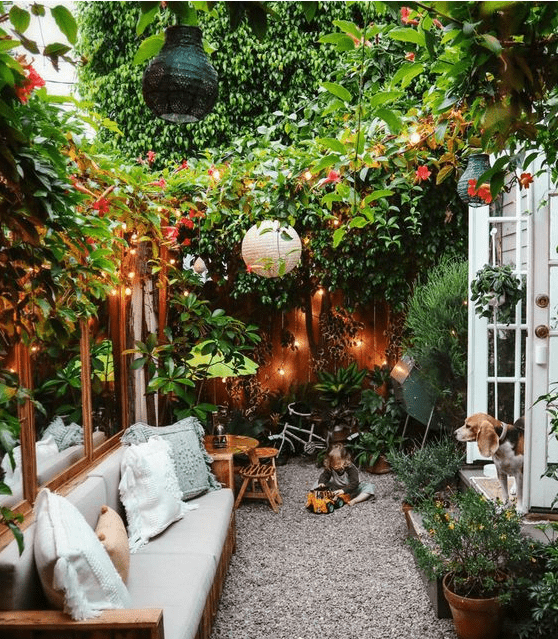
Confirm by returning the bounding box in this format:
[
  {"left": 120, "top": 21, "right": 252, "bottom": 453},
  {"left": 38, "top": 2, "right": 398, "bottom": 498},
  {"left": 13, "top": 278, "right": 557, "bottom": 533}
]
[{"left": 210, "top": 456, "right": 456, "bottom": 639}]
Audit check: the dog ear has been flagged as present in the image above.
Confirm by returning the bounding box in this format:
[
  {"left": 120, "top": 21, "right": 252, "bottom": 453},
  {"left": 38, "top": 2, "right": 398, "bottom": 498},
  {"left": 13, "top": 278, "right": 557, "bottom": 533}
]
[{"left": 477, "top": 421, "right": 499, "bottom": 457}]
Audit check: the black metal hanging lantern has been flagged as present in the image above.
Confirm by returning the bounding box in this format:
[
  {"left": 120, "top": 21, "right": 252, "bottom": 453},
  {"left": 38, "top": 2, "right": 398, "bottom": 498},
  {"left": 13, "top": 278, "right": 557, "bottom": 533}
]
[
  {"left": 142, "top": 25, "right": 218, "bottom": 124},
  {"left": 457, "top": 153, "right": 492, "bottom": 207}
]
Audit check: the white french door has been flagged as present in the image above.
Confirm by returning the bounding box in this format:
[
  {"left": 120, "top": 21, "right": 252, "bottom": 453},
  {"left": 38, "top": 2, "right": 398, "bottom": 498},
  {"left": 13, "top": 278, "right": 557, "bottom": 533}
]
[{"left": 468, "top": 157, "right": 558, "bottom": 511}]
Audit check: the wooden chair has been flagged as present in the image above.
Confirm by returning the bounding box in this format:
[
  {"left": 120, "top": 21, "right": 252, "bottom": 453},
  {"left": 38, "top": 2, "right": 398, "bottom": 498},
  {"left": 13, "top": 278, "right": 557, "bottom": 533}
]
[{"left": 234, "top": 447, "right": 282, "bottom": 512}]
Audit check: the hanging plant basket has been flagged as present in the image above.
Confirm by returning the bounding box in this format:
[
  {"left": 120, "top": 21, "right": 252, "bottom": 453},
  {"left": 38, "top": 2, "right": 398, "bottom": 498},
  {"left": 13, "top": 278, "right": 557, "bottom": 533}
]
[
  {"left": 470, "top": 264, "right": 524, "bottom": 325},
  {"left": 241, "top": 220, "right": 302, "bottom": 278}
]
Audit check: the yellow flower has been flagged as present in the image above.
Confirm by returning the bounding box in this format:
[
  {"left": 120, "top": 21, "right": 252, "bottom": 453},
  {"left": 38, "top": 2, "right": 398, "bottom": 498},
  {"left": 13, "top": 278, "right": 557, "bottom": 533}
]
[{"left": 448, "top": 522, "right": 455, "bottom": 530}]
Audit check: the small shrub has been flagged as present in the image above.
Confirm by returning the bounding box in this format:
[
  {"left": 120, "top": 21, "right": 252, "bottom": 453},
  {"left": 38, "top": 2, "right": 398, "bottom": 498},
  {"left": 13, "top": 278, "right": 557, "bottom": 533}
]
[{"left": 387, "top": 438, "right": 465, "bottom": 506}]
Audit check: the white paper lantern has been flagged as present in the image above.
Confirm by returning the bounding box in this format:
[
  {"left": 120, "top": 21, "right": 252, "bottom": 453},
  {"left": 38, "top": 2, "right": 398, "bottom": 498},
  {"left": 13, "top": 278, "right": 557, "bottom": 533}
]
[{"left": 241, "top": 220, "right": 302, "bottom": 278}]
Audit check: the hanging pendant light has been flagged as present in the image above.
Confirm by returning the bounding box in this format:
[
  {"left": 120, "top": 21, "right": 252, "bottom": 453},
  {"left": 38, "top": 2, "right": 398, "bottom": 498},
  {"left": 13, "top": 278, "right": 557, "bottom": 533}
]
[
  {"left": 142, "top": 25, "right": 218, "bottom": 123},
  {"left": 241, "top": 220, "right": 302, "bottom": 278},
  {"left": 457, "top": 153, "right": 492, "bottom": 207}
]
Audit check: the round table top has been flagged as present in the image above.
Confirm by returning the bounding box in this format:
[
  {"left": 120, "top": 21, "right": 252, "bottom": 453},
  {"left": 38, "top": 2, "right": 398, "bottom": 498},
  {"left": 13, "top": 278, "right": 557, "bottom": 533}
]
[{"left": 204, "top": 434, "right": 259, "bottom": 456}]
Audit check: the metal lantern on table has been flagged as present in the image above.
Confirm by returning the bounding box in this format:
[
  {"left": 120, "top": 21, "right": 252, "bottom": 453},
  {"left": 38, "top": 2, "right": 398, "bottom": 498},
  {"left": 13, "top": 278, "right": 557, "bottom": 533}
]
[
  {"left": 457, "top": 153, "right": 492, "bottom": 207},
  {"left": 241, "top": 220, "right": 302, "bottom": 278},
  {"left": 142, "top": 25, "right": 218, "bottom": 123}
]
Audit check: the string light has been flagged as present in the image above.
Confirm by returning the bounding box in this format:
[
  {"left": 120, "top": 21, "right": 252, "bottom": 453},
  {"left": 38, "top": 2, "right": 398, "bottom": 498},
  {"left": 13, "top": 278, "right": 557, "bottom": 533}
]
[
  {"left": 303, "top": 170, "right": 312, "bottom": 181},
  {"left": 128, "top": 271, "right": 135, "bottom": 279},
  {"left": 278, "top": 366, "right": 285, "bottom": 376},
  {"left": 125, "top": 287, "right": 132, "bottom": 296},
  {"left": 409, "top": 131, "right": 421, "bottom": 145},
  {"left": 110, "top": 289, "right": 118, "bottom": 296}
]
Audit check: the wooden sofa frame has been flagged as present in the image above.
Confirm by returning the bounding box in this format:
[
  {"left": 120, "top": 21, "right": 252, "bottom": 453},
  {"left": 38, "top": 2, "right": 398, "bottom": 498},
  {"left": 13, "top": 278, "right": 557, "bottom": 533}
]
[{"left": 0, "top": 512, "right": 236, "bottom": 639}]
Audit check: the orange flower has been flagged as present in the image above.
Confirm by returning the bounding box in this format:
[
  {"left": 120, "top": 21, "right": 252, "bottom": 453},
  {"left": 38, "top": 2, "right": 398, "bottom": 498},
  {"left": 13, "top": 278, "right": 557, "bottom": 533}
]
[
  {"left": 400, "top": 7, "right": 419, "bottom": 26},
  {"left": 92, "top": 197, "right": 110, "bottom": 214},
  {"left": 415, "top": 165, "right": 431, "bottom": 182},
  {"left": 519, "top": 172, "right": 533, "bottom": 189},
  {"left": 476, "top": 184, "right": 492, "bottom": 203},
  {"left": 15, "top": 65, "right": 45, "bottom": 103}
]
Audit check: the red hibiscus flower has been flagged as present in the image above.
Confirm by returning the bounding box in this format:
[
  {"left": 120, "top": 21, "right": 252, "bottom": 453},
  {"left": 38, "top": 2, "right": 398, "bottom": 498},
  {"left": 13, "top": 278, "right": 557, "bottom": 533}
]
[
  {"left": 92, "top": 197, "right": 110, "bottom": 214},
  {"left": 415, "top": 165, "right": 431, "bottom": 182},
  {"left": 519, "top": 172, "right": 534, "bottom": 189},
  {"left": 180, "top": 218, "right": 195, "bottom": 230}
]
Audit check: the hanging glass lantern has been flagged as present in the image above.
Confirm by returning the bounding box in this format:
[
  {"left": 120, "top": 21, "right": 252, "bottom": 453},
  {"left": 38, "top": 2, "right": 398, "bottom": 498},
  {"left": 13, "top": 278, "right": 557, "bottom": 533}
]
[
  {"left": 142, "top": 25, "right": 218, "bottom": 123},
  {"left": 457, "top": 153, "right": 492, "bottom": 207},
  {"left": 241, "top": 220, "right": 302, "bottom": 278}
]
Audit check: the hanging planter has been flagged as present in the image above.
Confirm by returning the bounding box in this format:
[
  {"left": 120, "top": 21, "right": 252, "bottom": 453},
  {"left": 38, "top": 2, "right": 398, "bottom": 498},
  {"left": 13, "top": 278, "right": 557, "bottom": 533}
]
[
  {"left": 457, "top": 153, "right": 492, "bottom": 207},
  {"left": 470, "top": 264, "right": 524, "bottom": 326},
  {"left": 241, "top": 220, "right": 302, "bottom": 278},
  {"left": 142, "top": 25, "right": 218, "bottom": 123}
]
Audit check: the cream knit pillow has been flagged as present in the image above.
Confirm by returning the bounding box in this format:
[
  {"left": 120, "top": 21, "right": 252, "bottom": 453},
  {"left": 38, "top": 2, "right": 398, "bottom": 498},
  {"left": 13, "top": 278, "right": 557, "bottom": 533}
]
[{"left": 33, "top": 489, "right": 131, "bottom": 620}]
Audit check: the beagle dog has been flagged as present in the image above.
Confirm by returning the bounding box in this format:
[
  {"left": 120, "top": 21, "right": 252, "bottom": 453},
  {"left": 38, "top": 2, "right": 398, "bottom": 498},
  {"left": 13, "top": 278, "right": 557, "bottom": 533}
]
[{"left": 454, "top": 413, "right": 525, "bottom": 513}]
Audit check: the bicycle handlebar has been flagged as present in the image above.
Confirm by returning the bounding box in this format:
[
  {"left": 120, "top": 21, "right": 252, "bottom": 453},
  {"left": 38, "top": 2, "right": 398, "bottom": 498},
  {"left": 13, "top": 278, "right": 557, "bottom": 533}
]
[{"left": 287, "top": 402, "right": 313, "bottom": 417}]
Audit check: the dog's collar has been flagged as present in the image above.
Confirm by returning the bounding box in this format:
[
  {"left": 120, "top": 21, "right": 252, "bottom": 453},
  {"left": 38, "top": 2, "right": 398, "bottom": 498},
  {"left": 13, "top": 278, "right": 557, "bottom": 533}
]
[{"left": 499, "top": 421, "right": 508, "bottom": 442}]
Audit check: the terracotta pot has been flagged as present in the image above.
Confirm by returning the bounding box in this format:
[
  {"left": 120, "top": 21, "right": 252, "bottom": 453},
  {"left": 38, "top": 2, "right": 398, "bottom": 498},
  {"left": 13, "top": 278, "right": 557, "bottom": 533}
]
[
  {"left": 366, "top": 454, "right": 391, "bottom": 474},
  {"left": 442, "top": 573, "right": 503, "bottom": 639}
]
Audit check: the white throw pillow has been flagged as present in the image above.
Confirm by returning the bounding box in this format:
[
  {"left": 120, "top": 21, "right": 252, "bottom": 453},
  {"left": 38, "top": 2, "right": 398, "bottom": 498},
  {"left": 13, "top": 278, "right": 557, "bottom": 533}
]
[
  {"left": 1, "top": 436, "right": 58, "bottom": 493},
  {"left": 33, "top": 488, "right": 131, "bottom": 620},
  {"left": 119, "top": 436, "right": 196, "bottom": 552}
]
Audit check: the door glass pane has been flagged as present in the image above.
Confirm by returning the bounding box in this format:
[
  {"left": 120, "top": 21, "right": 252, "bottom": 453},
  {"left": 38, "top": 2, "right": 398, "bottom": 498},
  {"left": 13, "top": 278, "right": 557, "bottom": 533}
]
[
  {"left": 488, "top": 382, "right": 517, "bottom": 421},
  {"left": 488, "top": 329, "right": 518, "bottom": 378}
]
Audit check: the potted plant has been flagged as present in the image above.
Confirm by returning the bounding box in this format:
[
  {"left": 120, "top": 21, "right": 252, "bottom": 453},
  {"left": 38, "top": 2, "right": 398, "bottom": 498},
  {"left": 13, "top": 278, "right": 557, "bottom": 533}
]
[
  {"left": 410, "top": 488, "right": 531, "bottom": 639},
  {"left": 314, "top": 362, "right": 367, "bottom": 441},
  {"left": 346, "top": 390, "right": 405, "bottom": 473},
  {"left": 470, "top": 263, "right": 525, "bottom": 326}
]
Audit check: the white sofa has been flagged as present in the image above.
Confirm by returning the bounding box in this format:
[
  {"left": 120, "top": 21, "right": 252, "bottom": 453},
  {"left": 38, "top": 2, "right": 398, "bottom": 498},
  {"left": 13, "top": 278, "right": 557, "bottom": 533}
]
[{"left": 0, "top": 443, "right": 235, "bottom": 639}]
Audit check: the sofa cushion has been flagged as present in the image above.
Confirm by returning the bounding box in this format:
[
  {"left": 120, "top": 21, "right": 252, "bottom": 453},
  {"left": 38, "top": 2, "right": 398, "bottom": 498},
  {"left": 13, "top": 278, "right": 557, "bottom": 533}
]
[
  {"left": 33, "top": 488, "right": 131, "bottom": 620},
  {"left": 141, "top": 488, "right": 233, "bottom": 563},
  {"left": 95, "top": 505, "right": 130, "bottom": 583},
  {"left": 121, "top": 417, "right": 221, "bottom": 500},
  {"left": 87, "top": 446, "right": 125, "bottom": 516},
  {"left": 119, "top": 437, "right": 188, "bottom": 552},
  {"left": 0, "top": 523, "right": 47, "bottom": 611},
  {"left": 127, "top": 550, "right": 216, "bottom": 639}
]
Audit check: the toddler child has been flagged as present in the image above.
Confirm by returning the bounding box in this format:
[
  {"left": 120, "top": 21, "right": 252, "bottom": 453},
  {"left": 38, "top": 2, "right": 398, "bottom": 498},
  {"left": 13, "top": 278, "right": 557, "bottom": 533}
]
[{"left": 315, "top": 443, "right": 375, "bottom": 506}]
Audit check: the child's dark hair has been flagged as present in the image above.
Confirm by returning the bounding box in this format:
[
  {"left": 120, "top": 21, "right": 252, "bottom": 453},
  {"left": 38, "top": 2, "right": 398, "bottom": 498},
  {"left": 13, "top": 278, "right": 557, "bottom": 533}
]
[{"left": 323, "top": 443, "right": 352, "bottom": 470}]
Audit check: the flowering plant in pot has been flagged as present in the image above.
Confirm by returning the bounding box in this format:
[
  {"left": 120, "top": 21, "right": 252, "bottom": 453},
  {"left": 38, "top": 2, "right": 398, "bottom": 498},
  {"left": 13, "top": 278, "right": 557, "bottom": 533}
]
[{"left": 410, "top": 488, "right": 532, "bottom": 639}]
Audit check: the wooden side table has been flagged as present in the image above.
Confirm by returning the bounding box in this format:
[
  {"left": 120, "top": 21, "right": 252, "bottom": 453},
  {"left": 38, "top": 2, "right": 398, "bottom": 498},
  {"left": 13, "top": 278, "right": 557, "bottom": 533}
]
[{"left": 204, "top": 434, "right": 258, "bottom": 492}]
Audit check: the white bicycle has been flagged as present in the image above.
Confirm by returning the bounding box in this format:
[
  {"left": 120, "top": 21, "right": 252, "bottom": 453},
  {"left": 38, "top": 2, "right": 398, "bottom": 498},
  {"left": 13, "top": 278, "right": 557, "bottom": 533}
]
[{"left": 268, "top": 402, "right": 328, "bottom": 457}]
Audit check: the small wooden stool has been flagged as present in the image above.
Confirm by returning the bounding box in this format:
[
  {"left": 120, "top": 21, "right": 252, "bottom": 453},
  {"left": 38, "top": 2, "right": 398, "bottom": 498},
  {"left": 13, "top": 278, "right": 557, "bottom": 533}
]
[{"left": 234, "top": 447, "right": 282, "bottom": 512}]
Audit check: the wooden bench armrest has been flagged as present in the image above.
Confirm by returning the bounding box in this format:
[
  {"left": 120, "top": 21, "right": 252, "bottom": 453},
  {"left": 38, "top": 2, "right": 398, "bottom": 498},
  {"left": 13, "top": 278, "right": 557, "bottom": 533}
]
[{"left": 0, "top": 608, "right": 164, "bottom": 639}]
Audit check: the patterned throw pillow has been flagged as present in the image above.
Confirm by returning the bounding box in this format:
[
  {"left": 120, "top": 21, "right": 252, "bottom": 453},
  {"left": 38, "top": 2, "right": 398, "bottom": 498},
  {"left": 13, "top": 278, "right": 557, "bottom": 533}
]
[
  {"left": 33, "top": 488, "right": 131, "bottom": 620},
  {"left": 41, "top": 417, "right": 83, "bottom": 451},
  {"left": 120, "top": 417, "right": 220, "bottom": 500}
]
